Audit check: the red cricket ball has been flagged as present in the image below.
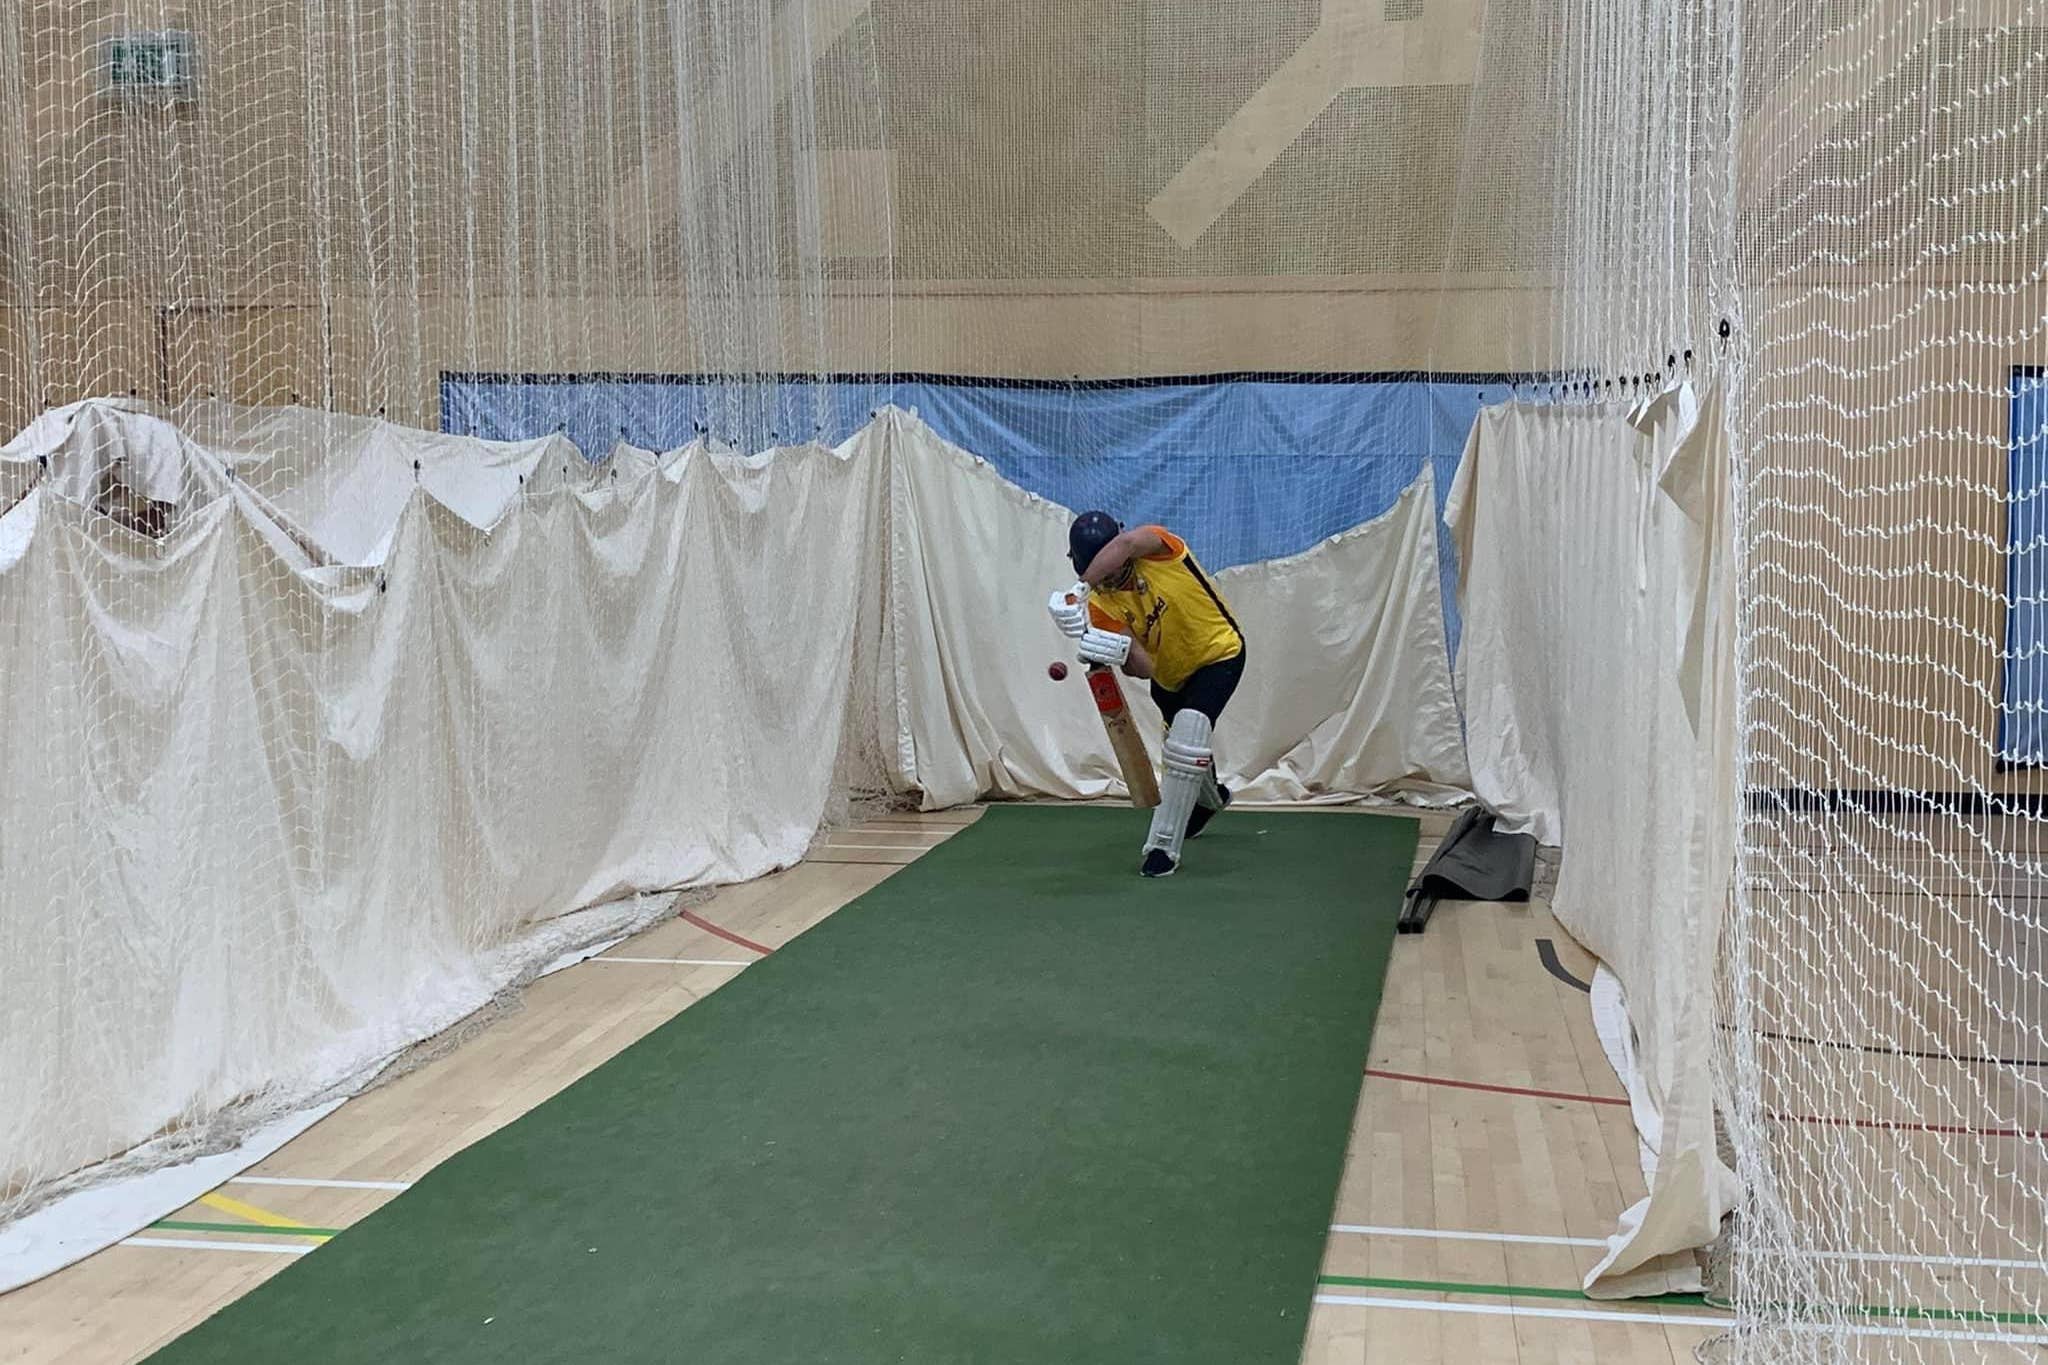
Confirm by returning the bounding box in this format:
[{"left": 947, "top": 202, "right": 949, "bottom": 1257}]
[{"left": 1048, "top": 660, "right": 1069, "bottom": 681}]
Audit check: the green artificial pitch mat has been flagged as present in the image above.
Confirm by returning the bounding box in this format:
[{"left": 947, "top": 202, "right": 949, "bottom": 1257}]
[{"left": 148, "top": 805, "right": 1419, "bottom": 1365}]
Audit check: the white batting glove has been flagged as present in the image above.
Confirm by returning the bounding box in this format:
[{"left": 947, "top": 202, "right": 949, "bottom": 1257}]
[
  {"left": 1047, "top": 584, "right": 1089, "bottom": 639},
  {"left": 1077, "top": 627, "right": 1131, "bottom": 668}
]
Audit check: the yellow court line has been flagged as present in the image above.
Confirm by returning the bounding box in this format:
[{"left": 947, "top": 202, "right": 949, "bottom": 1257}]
[{"left": 200, "top": 1190, "right": 313, "bottom": 1230}]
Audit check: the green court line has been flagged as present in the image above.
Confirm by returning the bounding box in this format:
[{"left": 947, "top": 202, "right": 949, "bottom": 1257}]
[
  {"left": 151, "top": 1220, "right": 338, "bottom": 1239},
  {"left": 1316, "top": 1275, "right": 2048, "bottom": 1328},
  {"left": 1803, "top": 1302, "right": 2048, "bottom": 1329}
]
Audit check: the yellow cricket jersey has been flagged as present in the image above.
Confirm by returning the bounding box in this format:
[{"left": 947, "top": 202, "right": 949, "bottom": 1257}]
[{"left": 1087, "top": 527, "right": 1244, "bottom": 691}]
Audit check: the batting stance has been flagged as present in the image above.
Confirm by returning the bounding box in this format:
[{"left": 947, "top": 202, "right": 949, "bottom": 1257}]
[{"left": 1047, "top": 511, "right": 1247, "bottom": 877}]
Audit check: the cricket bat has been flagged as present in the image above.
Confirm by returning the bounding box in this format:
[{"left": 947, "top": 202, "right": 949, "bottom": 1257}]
[{"left": 1085, "top": 663, "right": 1161, "bottom": 808}]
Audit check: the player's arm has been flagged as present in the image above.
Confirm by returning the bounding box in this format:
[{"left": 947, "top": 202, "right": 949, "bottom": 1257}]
[
  {"left": 1080, "top": 526, "right": 1175, "bottom": 585},
  {"left": 1079, "top": 602, "right": 1153, "bottom": 680}
]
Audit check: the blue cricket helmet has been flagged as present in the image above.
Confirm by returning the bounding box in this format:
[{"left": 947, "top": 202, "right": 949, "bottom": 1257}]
[{"left": 1068, "top": 510, "right": 1121, "bottom": 577}]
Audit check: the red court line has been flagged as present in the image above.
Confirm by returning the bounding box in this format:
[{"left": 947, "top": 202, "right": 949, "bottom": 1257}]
[
  {"left": 679, "top": 908, "right": 776, "bottom": 957},
  {"left": 1366, "top": 1067, "right": 2048, "bottom": 1140},
  {"left": 1364, "top": 1067, "right": 1630, "bottom": 1107}
]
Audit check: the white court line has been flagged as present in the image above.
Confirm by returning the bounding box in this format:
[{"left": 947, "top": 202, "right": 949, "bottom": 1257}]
[
  {"left": 816, "top": 844, "right": 936, "bottom": 852},
  {"left": 121, "top": 1237, "right": 312, "bottom": 1256},
  {"left": 1316, "top": 1294, "right": 1723, "bottom": 1327},
  {"left": 1338, "top": 1223, "right": 2048, "bottom": 1272},
  {"left": 1317, "top": 1294, "right": 1723, "bottom": 1328},
  {"left": 1785, "top": 1249, "right": 2048, "bottom": 1273},
  {"left": 1330, "top": 1223, "right": 1606, "bottom": 1248},
  {"left": 228, "top": 1176, "right": 411, "bottom": 1191},
  {"left": 1314, "top": 1297, "right": 2048, "bottom": 1345},
  {"left": 590, "top": 957, "right": 751, "bottom": 967}
]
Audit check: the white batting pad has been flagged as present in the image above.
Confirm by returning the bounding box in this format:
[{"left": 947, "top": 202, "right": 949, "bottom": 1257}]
[{"left": 1143, "top": 709, "right": 1213, "bottom": 863}]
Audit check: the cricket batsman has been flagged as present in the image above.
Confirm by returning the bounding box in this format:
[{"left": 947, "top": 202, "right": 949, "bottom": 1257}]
[{"left": 1047, "top": 511, "right": 1247, "bottom": 877}]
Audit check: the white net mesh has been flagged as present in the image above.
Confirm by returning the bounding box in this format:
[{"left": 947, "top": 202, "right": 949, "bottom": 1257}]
[
  {"left": 1428, "top": 0, "right": 1738, "bottom": 387},
  {"left": 1441, "top": 0, "right": 2048, "bottom": 1350},
  {"left": 0, "top": 0, "right": 899, "bottom": 1229},
  {"left": 7, "top": 0, "right": 2048, "bottom": 1353},
  {"left": 1437, "top": 0, "right": 2048, "bottom": 1352},
  {"left": 1719, "top": 2, "right": 2048, "bottom": 1358}
]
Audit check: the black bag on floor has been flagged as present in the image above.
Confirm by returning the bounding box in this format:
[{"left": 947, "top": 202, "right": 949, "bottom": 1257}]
[{"left": 1398, "top": 806, "right": 1537, "bottom": 934}]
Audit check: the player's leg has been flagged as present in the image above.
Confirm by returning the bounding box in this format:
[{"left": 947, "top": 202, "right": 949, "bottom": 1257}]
[
  {"left": 1184, "top": 769, "right": 1230, "bottom": 838},
  {"left": 1179, "top": 651, "right": 1245, "bottom": 838},
  {"left": 1180, "top": 649, "right": 1246, "bottom": 724},
  {"left": 1141, "top": 682, "right": 1185, "bottom": 852},
  {"left": 1140, "top": 707, "right": 1215, "bottom": 877},
  {"left": 1148, "top": 678, "right": 1182, "bottom": 727}
]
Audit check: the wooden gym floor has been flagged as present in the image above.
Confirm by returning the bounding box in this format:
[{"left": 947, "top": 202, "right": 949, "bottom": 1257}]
[{"left": 0, "top": 805, "right": 1725, "bottom": 1365}]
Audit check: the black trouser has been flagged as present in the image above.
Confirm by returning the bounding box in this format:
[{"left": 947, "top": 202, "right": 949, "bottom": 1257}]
[{"left": 1149, "top": 649, "right": 1246, "bottom": 728}]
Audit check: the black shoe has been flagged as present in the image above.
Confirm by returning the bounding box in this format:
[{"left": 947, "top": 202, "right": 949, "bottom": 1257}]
[
  {"left": 1141, "top": 848, "right": 1177, "bottom": 877},
  {"left": 1186, "top": 786, "right": 1232, "bottom": 840}
]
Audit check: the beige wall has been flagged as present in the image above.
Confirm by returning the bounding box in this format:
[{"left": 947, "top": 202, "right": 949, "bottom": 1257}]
[
  {"left": 1729, "top": 14, "right": 2048, "bottom": 797},
  {"left": 8, "top": 3, "right": 2045, "bottom": 798},
  {"left": 0, "top": 279, "right": 1550, "bottom": 433},
  {"left": 1740, "top": 280, "right": 2048, "bottom": 798},
  {"left": 0, "top": 0, "right": 1514, "bottom": 430}
]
